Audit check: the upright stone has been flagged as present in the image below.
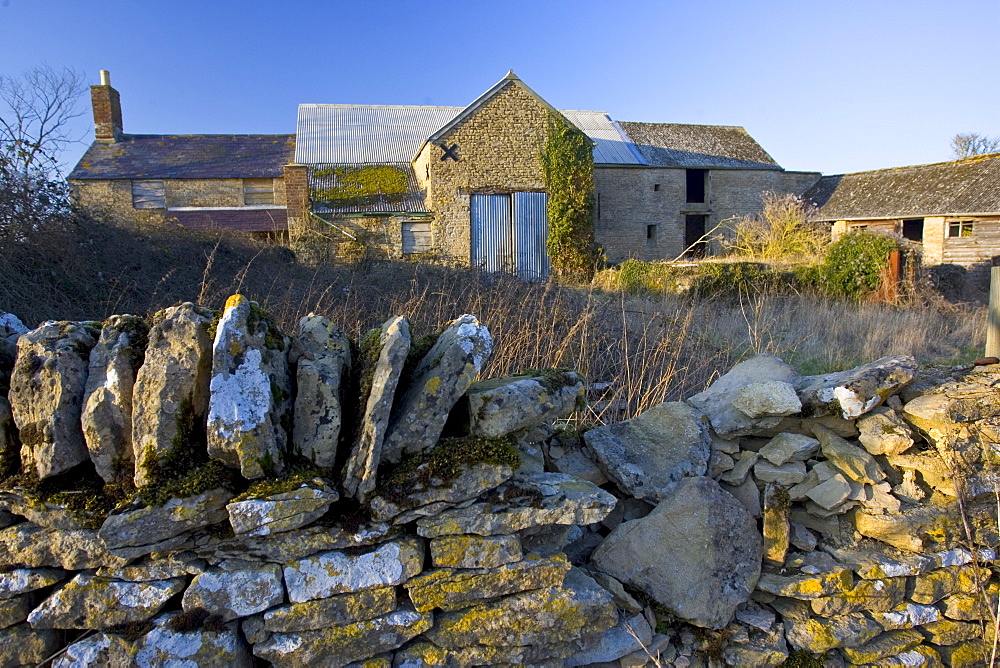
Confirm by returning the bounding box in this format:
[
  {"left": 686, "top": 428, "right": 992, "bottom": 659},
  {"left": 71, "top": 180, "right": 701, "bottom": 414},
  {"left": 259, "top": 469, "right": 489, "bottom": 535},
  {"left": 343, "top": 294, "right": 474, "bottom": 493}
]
[
  {"left": 9, "top": 321, "right": 99, "bottom": 478},
  {"left": 207, "top": 295, "right": 291, "bottom": 480},
  {"left": 591, "top": 476, "right": 762, "bottom": 629},
  {"left": 292, "top": 314, "right": 351, "bottom": 468},
  {"left": 762, "top": 483, "right": 791, "bottom": 566},
  {"left": 81, "top": 315, "right": 149, "bottom": 484},
  {"left": 132, "top": 303, "right": 214, "bottom": 487},
  {"left": 381, "top": 314, "right": 492, "bottom": 463},
  {"left": 343, "top": 316, "right": 410, "bottom": 499}
]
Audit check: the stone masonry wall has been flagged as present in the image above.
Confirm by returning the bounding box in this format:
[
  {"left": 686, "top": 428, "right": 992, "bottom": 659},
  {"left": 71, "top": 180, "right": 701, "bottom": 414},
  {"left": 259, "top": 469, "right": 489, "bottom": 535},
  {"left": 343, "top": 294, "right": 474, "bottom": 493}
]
[
  {"left": 0, "top": 300, "right": 996, "bottom": 667},
  {"left": 415, "top": 82, "right": 552, "bottom": 264}
]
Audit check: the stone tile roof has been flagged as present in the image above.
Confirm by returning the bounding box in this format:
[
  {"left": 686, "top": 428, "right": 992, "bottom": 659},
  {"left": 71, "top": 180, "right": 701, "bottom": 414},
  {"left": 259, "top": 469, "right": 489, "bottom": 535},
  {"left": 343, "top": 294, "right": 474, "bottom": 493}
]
[
  {"left": 68, "top": 134, "right": 295, "bottom": 180},
  {"left": 806, "top": 153, "right": 1000, "bottom": 220},
  {"left": 617, "top": 122, "right": 779, "bottom": 169}
]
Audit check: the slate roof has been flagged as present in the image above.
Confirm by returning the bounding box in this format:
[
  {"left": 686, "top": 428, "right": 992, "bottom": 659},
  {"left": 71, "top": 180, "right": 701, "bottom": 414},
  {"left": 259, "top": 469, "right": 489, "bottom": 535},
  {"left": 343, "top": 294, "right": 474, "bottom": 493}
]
[
  {"left": 806, "top": 153, "right": 1000, "bottom": 221},
  {"left": 618, "top": 122, "right": 779, "bottom": 169},
  {"left": 68, "top": 134, "right": 295, "bottom": 180}
]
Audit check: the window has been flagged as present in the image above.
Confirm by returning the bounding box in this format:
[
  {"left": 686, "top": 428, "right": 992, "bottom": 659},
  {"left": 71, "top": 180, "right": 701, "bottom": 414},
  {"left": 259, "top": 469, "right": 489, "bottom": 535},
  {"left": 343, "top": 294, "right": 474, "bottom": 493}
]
[
  {"left": 948, "top": 220, "right": 974, "bottom": 238},
  {"left": 902, "top": 218, "right": 923, "bottom": 242},
  {"left": 243, "top": 178, "right": 275, "bottom": 205},
  {"left": 131, "top": 180, "right": 165, "bottom": 209},
  {"left": 686, "top": 169, "right": 707, "bottom": 204},
  {"left": 646, "top": 224, "right": 657, "bottom": 244},
  {"left": 653, "top": 183, "right": 660, "bottom": 192}
]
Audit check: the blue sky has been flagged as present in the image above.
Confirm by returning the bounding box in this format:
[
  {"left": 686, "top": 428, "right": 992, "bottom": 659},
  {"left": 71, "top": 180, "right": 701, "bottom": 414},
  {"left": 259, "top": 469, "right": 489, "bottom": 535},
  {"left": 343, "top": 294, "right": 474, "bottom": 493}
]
[{"left": 3, "top": 0, "right": 998, "bottom": 175}]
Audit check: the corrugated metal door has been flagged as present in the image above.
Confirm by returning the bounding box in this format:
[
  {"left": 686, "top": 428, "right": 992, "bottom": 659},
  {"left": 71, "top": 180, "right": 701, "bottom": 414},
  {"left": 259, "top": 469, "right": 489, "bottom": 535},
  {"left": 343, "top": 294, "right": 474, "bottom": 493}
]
[
  {"left": 512, "top": 192, "right": 549, "bottom": 281},
  {"left": 471, "top": 193, "right": 549, "bottom": 281},
  {"left": 471, "top": 194, "right": 513, "bottom": 273}
]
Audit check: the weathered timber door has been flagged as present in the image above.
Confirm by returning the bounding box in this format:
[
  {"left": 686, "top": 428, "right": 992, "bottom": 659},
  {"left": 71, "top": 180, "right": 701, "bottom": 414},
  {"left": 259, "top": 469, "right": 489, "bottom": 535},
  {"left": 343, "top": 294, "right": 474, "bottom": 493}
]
[{"left": 471, "top": 192, "right": 549, "bottom": 281}]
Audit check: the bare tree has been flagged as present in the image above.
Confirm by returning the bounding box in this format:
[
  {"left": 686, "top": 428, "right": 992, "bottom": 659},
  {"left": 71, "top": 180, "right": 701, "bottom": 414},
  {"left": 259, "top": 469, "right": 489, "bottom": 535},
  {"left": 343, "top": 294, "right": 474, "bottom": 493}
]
[
  {"left": 951, "top": 132, "right": 1000, "bottom": 159},
  {"left": 0, "top": 65, "right": 86, "bottom": 176}
]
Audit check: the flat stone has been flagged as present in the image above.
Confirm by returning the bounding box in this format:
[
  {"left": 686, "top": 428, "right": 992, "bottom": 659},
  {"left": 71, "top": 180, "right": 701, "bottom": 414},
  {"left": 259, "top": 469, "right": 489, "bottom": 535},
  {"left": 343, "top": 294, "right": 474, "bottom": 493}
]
[
  {"left": 382, "top": 314, "right": 493, "bottom": 463},
  {"left": 856, "top": 407, "right": 915, "bottom": 456},
  {"left": 0, "top": 568, "right": 64, "bottom": 599},
  {"left": 393, "top": 638, "right": 576, "bottom": 666},
  {"left": 206, "top": 295, "right": 291, "bottom": 479},
  {"left": 263, "top": 586, "right": 396, "bottom": 633},
  {"left": 0, "top": 623, "right": 62, "bottom": 666},
  {"left": 132, "top": 303, "right": 215, "bottom": 487},
  {"left": 9, "top": 320, "right": 100, "bottom": 478},
  {"left": 416, "top": 472, "right": 616, "bottom": 538},
  {"left": 920, "top": 619, "right": 981, "bottom": 645},
  {"left": 854, "top": 497, "right": 997, "bottom": 553},
  {"left": 878, "top": 603, "right": 941, "bottom": 630},
  {"left": 910, "top": 565, "right": 990, "bottom": 605},
  {"left": 938, "top": 640, "right": 989, "bottom": 668},
  {"left": 98, "top": 487, "right": 231, "bottom": 559},
  {"left": 825, "top": 544, "right": 934, "bottom": 579},
  {"left": 865, "top": 481, "right": 902, "bottom": 512},
  {"left": 134, "top": 611, "right": 253, "bottom": 667},
  {"left": 709, "top": 450, "right": 735, "bottom": 476},
  {"left": 429, "top": 534, "right": 522, "bottom": 569},
  {"left": 465, "top": 370, "right": 584, "bottom": 437},
  {"left": 292, "top": 314, "right": 351, "bottom": 468},
  {"left": 52, "top": 632, "right": 137, "bottom": 667},
  {"left": 722, "top": 625, "right": 788, "bottom": 668},
  {"left": 253, "top": 605, "right": 432, "bottom": 667},
  {"left": 841, "top": 629, "right": 924, "bottom": 664},
  {"left": 81, "top": 314, "right": 149, "bottom": 484},
  {"left": 283, "top": 537, "right": 423, "bottom": 603},
  {"left": 686, "top": 354, "right": 800, "bottom": 436},
  {"left": 585, "top": 569, "right": 643, "bottom": 613},
  {"left": 813, "top": 424, "right": 886, "bottom": 484},
  {"left": 789, "top": 521, "right": 817, "bottom": 551},
  {"left": 809, "top": 576, "right": 907, "bottom": 616},
  {"left": 731, "top": 380, "right": 802, "bottom": 418},
  {"left": 871, "top": 646, "right": 945, "bottom": 668},
  {"left": 941, "top": 585, "right": 999, "bottom": 621},
  {"left": 552, "top": 448, "right": 608, "bottom": 485},
  {"left": 203, "top": 521, "right": 394, "bottom": 562},
  {"left": 343, "top": 316, "right": 410, "bottom": 500},
  {"left": 181, "top": 559, "right": 284, "bottom": 621},
  {"left": 226, "top": 478, "right": 338, "bottom": 536},
  {"left": 27, "top": 573, "right": 185, "bottom": 629},
  {"left": 423, "top": 568, "right": 616, "bottom": 648},
  {"left": 755, "top": 567, "right": 854, "bottom": 599},
  {"left": 783, "top": 612, "right": 882, "bottom": 653},
  {"left": 0, "top": 523, "right": 127, "bottom": 570},
  {"left": 0, "top": 489, "right": 105, "bottom": 531},
  {"left": 97, "top": 554, "right": 206, "bottom": 581},
  {"left": 805, "top": 473, "right": 852, "bottom": 510},
  {"left": 758, "top": 432, "right": 820, "bottom": 465},
  {"left": 798, "top": 355, "right": 917, "bottom": 419},
  {"left": 564, "top": 612, "right": 652, "bottom": 666},
  {"left": 405, "top": 553, "right": 571, "bottom": 612},
  {"left": 0, "top": 594, "right": 35, "bottom": 629},
  {"left": 591, "top": 476, "right": 761, "bottom": 629},
  {"left": 722, "top": 477, "right": 761, "bottom": 517},
  {"left": 754, "top": 459, "right": 807, "bottom": 485},
  {"left": 583, "top": 401, "right": 710, "bottom": 502},
  {"left": 718, "top": 451, "right": 759, "bottom": 485}
]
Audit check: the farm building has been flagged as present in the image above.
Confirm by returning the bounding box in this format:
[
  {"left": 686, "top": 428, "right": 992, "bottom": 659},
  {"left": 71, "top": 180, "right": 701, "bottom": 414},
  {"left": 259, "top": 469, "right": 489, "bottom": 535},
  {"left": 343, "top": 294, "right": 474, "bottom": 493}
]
[
  {"left": 806, "top": 153, "right": 1000, "bottom": 269},
  {"left": 69, "top": 70, "right": 820, "bottom": 275}
]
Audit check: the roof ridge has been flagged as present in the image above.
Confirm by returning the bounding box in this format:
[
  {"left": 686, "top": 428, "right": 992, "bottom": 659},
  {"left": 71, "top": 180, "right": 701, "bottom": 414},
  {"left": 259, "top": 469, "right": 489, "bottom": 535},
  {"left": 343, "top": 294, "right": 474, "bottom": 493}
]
[{"left": 825, "top": 152, "right": 1000, "bottom": 178}]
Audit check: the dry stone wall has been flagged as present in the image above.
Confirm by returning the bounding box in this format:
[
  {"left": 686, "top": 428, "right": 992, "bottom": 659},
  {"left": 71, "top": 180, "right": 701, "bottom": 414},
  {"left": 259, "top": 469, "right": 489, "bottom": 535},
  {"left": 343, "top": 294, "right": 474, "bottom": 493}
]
[{"left": 0, "top": 299, "right": 996, "bottom": 667}]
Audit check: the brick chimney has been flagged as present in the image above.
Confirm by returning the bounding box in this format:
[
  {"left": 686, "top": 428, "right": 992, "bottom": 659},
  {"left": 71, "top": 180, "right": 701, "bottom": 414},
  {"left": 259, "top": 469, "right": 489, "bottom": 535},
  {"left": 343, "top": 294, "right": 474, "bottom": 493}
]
[{"left": 91, "top": 70, "right": 122, "bottom": 142}]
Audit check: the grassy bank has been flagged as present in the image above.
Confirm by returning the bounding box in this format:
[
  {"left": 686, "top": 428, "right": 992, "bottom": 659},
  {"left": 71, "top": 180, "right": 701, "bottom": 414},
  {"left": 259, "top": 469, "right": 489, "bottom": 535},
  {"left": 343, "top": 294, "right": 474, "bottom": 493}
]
[{"left": 0, "top": 216, "right": 986, "bottom": 425}]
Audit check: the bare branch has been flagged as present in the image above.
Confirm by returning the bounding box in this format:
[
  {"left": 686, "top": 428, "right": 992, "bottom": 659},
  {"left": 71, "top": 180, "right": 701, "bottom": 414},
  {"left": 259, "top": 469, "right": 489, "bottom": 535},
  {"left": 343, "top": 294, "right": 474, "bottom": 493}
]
[{"left": 951, "top": 132, "right": 1000, "bottom": 159}]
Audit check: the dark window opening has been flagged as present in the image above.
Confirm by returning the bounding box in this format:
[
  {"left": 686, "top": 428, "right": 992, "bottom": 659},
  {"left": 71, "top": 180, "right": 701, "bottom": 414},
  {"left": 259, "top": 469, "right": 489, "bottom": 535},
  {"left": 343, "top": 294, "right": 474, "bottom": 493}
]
[
  {"left": 653, "top": 183, "right": 660, "bottom": 192},
  {"left": 646, "top": 224, "right": 657, "bottom": 243},
  {"left": 902, "top": 218, "right": 923, "bottom": 242},
  {"left": 684, "top": 215, "right": 708, "bottom": 257},
  {"left": 596, "top": 193, "right": 601, "bottom": 220},
  {"left": 686, "top": 169, "right": 707, "bottom": 204}
]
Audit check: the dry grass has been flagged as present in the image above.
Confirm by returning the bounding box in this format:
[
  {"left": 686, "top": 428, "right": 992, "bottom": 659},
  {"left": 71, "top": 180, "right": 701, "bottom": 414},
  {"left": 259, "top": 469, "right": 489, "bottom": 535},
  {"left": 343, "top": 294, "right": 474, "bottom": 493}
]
[{"left": 0, "top": 217, "right": 987, "bottom": 426}]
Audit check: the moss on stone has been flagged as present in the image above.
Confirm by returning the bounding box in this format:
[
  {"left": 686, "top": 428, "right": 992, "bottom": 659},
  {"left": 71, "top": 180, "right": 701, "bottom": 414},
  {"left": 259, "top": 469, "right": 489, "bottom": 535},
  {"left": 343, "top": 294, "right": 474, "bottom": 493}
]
[
  {"left": 0, "top": 464, "right": 133, "bottom": 529},
  {"left": 246, "top": 300, "right": 285, "bottom": 352},
  {"left": 397, "top": 331, "right": 440, "bottom": 391},
  {"left": 108, "top": 618, "right": 155, "bottom": 641},
  {"left": 168, "top": 607, "right": 227, "bottom": 633},
  {"left": 229, "top": 463, "right": 328, "bottom": 503},
  {"left": 780, "top": 650, "right": 824, "bottom": 667}
]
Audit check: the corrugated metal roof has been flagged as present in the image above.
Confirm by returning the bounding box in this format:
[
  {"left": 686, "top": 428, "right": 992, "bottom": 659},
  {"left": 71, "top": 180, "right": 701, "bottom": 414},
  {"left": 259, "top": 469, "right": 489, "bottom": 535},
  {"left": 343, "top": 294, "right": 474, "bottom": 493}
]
[
  {"left": 295, "top": 105, "right": 461, "bottom": 164},
  {"left": 806, "top": 153, "right": 1000, "bottom": 220},
  {"left": 295, "top": 104, "right": 645, "bottom": 165},
  {"left": 560, "top": 111, "right": 645, "bottom": 165},
  {"left": 309, "top": 163, "right": 428, "bottom": 214}
]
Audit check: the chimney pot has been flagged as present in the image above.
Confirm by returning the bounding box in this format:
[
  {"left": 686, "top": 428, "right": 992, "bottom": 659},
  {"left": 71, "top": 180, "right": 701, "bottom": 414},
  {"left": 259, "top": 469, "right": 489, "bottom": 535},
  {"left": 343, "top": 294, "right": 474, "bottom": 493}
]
[{"left": 99, "top": 70, "right": 111, "bottom": 86}]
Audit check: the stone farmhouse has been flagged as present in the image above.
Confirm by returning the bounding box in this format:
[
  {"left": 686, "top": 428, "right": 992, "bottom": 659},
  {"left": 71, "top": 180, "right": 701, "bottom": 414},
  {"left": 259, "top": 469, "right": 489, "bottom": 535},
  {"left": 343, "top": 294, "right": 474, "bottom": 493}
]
[
  {"left": 69, "top": 71, "right": 823, "bottom": 278},
  {"left": 805, "top": 153, "right": 1000, "bottom": 269}
]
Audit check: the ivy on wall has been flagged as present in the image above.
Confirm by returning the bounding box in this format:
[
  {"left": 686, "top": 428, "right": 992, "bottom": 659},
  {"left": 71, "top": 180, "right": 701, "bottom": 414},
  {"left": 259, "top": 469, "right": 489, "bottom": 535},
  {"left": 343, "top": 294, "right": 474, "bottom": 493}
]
[
  {"left": 310, "top": 165, "right": 409, "bottom": 209},
  {"left": 541, "top": 117, "right": 598, "bottom": 281}
]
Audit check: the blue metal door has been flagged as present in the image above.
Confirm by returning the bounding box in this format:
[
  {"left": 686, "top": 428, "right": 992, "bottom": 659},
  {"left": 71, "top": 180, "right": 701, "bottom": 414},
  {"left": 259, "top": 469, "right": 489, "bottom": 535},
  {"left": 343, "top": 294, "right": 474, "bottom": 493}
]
[{"left": 471, "top": 192, "right": 549, "bottom": 281}]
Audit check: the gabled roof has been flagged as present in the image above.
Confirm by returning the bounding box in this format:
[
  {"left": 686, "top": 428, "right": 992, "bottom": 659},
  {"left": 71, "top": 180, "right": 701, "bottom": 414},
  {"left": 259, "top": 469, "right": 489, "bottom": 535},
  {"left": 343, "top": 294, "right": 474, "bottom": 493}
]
[
  {"left": 806, "top": 153, "right": 1000, "bottom": 221},
  {"left": 618, "top": 122, "right": 779, "bottom": 169},
  {"left": 69, "top": 134, "right": 295, "bottom": 180}
]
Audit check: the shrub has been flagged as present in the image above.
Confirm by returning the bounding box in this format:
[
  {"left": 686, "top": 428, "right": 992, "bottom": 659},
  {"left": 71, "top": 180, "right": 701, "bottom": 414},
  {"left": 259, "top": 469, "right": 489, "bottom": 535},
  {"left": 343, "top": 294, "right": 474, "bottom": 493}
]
[
  {"left": 816, "top": 230, "right": 900, "bottom": 300},
  {"left": 593, "top": 259, "right": 676, "bottom": 295},
  {"left": 727, "top": 192, "right": 827, "bottom": 261},
  {"left": 691, "top": 262, "right": 797, "bottom": 299}
]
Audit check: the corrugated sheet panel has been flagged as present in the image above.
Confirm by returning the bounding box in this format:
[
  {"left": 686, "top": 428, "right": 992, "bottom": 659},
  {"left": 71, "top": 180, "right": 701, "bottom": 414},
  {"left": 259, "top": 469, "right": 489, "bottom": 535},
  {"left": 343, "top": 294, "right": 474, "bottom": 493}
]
[
  {"left": 512, "top": 192, "right": 550, "bottom": 281},
  {"left": 561, "top": 111, "right": 646, "bottom": 165},
  {"left": 296, "top": 104, "right": 646, "bottom": 165},
  {"left": 309, "top": 163, "right": 428, "bottom": 214},
  {"left": 296, "top": 105, "right": 462, "bottom": 164},
  {"left": 471, "top": 194, "right": 513, "bottom": 273}
]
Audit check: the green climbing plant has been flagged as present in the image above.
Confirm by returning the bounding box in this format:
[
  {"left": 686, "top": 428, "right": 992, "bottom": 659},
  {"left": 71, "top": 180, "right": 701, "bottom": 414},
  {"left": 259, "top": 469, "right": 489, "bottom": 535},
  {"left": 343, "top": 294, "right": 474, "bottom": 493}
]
[{"left": 542, "top": 116, "right": 598, "bottom": 281}]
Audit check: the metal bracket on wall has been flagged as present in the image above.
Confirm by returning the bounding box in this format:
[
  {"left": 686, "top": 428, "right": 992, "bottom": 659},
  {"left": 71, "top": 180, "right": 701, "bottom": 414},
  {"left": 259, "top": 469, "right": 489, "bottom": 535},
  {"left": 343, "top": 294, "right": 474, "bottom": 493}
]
[{"left": 439, "top": 143, "right": 459, "bottom": 161}]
